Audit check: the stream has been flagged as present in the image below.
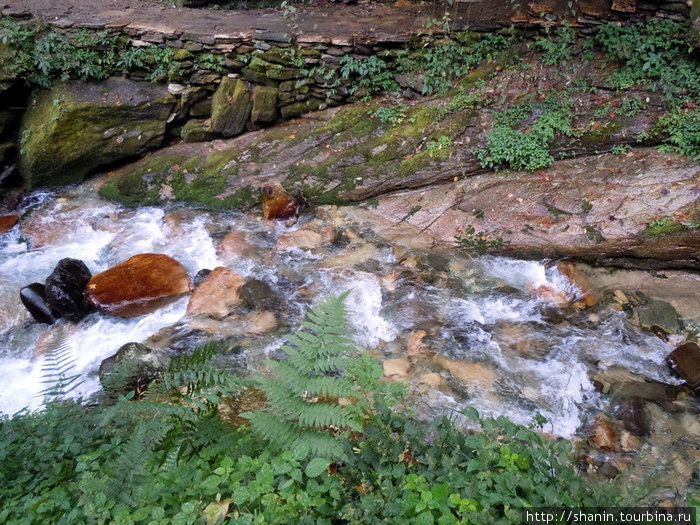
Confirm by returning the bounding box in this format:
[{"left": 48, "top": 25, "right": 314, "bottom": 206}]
[{"left": 0, "top": 180, "right": 697, "bottom": 494}]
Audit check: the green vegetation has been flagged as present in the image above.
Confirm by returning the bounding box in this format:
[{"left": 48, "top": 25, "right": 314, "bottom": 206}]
[
  {"left": 476, "top": 94, "right": 575, "bottom": 171},
  {"left": 656, "top": 108, "right": 700, "bottom": 161},
  {"left": 610, "top": 144, "right": 631, "bottom": 155},
  {"left": 0, "top": 294, "right": 649, "bottom": 524},
  {"left": 641, "top": 217, "right": 693, "bottom": 238},
  {"left": 371, "top": 104, "right": 410, "bottom": 126},
  {"left": 594, "top": 19, "right": 700, "bottom": 103},
  {"left": 535, "top": 25, "right": 576, "bottom": 66},
  {"left": 395, "top": 32, "right": 513, "bottom": 95},
  {"left": 455, "top": 225, "right": 508, "bottom": 254},
  {"left": 0, "top": 17, "right": 178, "bottom": 87}
]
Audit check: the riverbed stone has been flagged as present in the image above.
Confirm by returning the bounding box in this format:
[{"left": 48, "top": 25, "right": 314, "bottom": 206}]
[
  {"left": 86, "top": 253, "right": 190, "bottom": 318},
  {"left": 45, "top": 258, "right": 93, "bottom": 322},
  {"left": 589, "top": 417, "right": 618, "bottom": 450},
  {"left": 211, "top": 77, "right": 252, "bottom": 137},
  {"left": 238, "top": 279, "right": 280, "bottom": 311},
  {"left": 666, "top": 342, "right": 700, "bottom": 390},
  {"left": 19, "top": 77, "right": 175, "bottom": 188},
  {"left": 186, "top": 266, "right": 246, "bottom": 318},
  {"left": 262, "top": 181, "right": 298, "bottom": 221},
  {"left": 99, "top": 342, "right": 170, "bottom": 397},
  {"left": 434, "top": 356, "right": 497, "bottom": 388},
  {"left": 20, "top": 283, "right": 59, "bottom": 324},
  {"left": 216, "top": 231, "right": 256, "bottom": 261},
  {"left": 634, "top": 300, "right": 680, "bottom": 335},
  {"left": 275, "top": 229, "right": 323, "bottom": 251},
  {"left": 556, "top": 261, "right": 601, "bottom": 308},
  {"left": 0, "top": 214, "right": 18, "bottom": 234}
]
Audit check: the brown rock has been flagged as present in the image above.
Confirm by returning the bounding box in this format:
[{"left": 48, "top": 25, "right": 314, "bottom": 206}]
[
  {"left": 611, "top": 0, "right": 636, "bottom": 12},
  {"left": 262, "top": 181, "right": 297, "bottom": 221},
  {"left": 666, "top": 342, "right": 700, "bottom": 390},
  {"left": 434, "top": 356, "right": 497, "bottom": 388},
  {"left": 0, "top": 214, "right": 18, "bottom": 234},
  {"left": 557, "top": 261, "right": 602, "bottom": 308},
  {"left": 383, "top": 357, "right": 410, "bottom": 379},
  {"left": 620, "top": 431, "right": 642, "bottom": 452},
  {"left": 216, "top": 231, "right": 255, "bottom": 261},
  {"left": 275, "top": 229, "right": 323, "bottom": 251},
  {"left": 528, "top": 284, "right": 571, "bottom": 308},
  {"left": 589, "top": 417, "right": 618, "bottom": 450},
  {"left": 244, "top": 310, "right": 277, "bottom": 334},
  {"left": 419, "top": 372, "right": 446, "bottom": 388},
  {"left": 407, "top": 330, "right": 427, "bottom": 356},
  {"left": 187, "top": 267, "right": 246, "bottom": 319},
  {"left": 86, "top": 254, "right": 190, "bottom": 318}
]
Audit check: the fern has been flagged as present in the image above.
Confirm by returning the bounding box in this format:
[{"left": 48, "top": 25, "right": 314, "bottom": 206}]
[
  {"left": 39, "top": 327, "right": 83, "bottom": 404},
  {"left": 244, "top": 291, "right": 362, "bottom": 460}
]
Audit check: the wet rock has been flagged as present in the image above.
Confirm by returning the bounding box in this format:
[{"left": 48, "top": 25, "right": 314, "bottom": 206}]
[
  {"left": 262, "top": 181, "right": 298, "bottom": 221},
  {"left": 592, "top": 366, "right": 679, "bottom": 401},
  {"left": 323, "top": 243, "right": 378, "bottom": 268},
  {"left": 186, "top": 266, "right": 246, "bottom": 319},
  {"left": 556, "top": 261, "right": 602, "bottom": 308},
  {"left": 635, "top": 300, "right": 680, "bottom": 335},
  {"left": 45, "top": 258, "right": 93, "bottom": 322},
  {"left": 597, "top": 462, "right": 620, "bottom": 479},
  {"left": 434, "top": 356, "right": 497, "bottom": 388},
  {"left": 238, "top": 279, "right": 279, "bottom": 311},
  {"left": 216, "top": 231, "right": 255, "bottom": 261},
  {"left": 99, "top": 342, "right": 170, "bottom": 397},
  {"left": 619, "top": 431, "right": 642, "bottom": 452},
  {"left": 528, "top": 284, "right": 571, "bottom": 308},
  {"left": 539, "top": 305, "right": 564, "bottom": 324},
  {"left": 666, "top": 342, "right": 700, "bottom": 390},
  {"left": 0, "top": 214, "right": 18, "bottom": 234},
  {"left": 86, "top": 254, "right": 190, "bottom": 318},
  {"left": 193, "top": 269, "right": 212, "bottom": 289},
  {"left": 211, "top": 77, "right": 252, "bottom": 137},
  {"left": 589, "top": 417, "right": 618, "bottom": 450},
  {"left": 244, "top": 310, "right": 277, "bottom": 334},
  {"left": 275, "top": 229, "right": 323, "bottom": 251},
  {"left": 617, "top": 397, "right": 649, "bottom": 436},
  {"left": 419, "top": 372, "right": 446, "bottom": 388},
  {"left": 20, "top": 283, "right": 59, "bottom": 324},
  {"left": 383, "top": 357, "right": 410, "bottom": 380},
  {"left": 19, "top": 77, "right": 175, "bottom": 188},
  {"left": 407, "top": 330, "right": 428, "bottom": 356}
]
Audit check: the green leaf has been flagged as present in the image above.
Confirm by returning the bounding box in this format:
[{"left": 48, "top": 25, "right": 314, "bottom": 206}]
[{"left": 305, "top": 457, "right": 331, "bottom": 478}]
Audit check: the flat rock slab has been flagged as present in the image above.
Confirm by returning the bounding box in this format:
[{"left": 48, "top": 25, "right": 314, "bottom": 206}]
[
  {"left": 86, "top": 253, "right": 190, "bottom": 318},
  {"left": 349, "top": 149, "right": 699, "bottom": 269}
]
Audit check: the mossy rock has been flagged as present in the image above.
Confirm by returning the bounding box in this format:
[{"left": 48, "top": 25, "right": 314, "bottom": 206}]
[
  {"left": 211, "top": 77, "right": 252, "bottom": 137},
  {"left": 690, "top": 0, "right": 700, "bottom": 50},
  {"left": 181, "top": 119, "right": 218, "bottom": 143},
  {"left": 251, "top": 86, "right": 278, "bottom": 124},
  {"left": 248, "top": 56, "right": 300, "bottom": 81},
  {"left": 19, "top": 78, "right": 175, "bottom": 189}
]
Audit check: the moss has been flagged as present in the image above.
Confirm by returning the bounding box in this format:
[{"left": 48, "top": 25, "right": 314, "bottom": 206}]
[
  {"left": 576, "top": 119, "right": 623, "bottom": 148},
  {"left": 211, "top": 77, "right": 252, "bottom": 137},
  {"left": 641, "top": 218, "right": 688, "bottom": 238}
]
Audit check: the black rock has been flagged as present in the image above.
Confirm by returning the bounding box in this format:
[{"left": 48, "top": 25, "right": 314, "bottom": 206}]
[
  {"left": 617, "top": 397, "right": 649, "bottom": 436},
  {"left": 193, "top": 268, "right": 212, "bottom": 289},
  {"left": 45, "top": 258, "right": 93, "bottom": 322},
  {"left": 239, "top": 279, "right": 280, "bottom": 311},
  {"left": 19, "top": 282, "right": 59, "bottom": 324}
]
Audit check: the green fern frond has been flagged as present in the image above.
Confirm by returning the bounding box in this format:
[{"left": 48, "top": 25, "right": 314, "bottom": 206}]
[
  {"left": 39, "top": 328, "right": 83, "bottom": 403},
  {"left": 245, "top": 292, "right": 361, "bottom": 461}
]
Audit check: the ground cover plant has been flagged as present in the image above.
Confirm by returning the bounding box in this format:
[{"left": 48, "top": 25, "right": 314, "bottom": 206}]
[{"left": 0, "top": 294, "right": 659, "bottom": 524}]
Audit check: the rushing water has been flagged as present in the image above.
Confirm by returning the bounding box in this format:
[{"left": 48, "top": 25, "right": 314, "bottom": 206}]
[{"left": 0, "top": 182, "right": 687, "bottom": 446}]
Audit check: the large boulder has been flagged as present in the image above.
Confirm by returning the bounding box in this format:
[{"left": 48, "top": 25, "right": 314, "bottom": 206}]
[
  {"left": 20, "top": 283, "right": 59, "bottom": 325},
  {"left": 45, "top": 258, "right": 93, "bottom": 322},
  {"left": 19, "top": 77, "right": 175, "bottom": 188},
  {"left": 211, "top": 77, "right": 252, "bottom": 137},
  {"left": 86, "top": 254, "right": 190, "bottom": 318},
  {"left": 186, "top": 266, "right": 246, "bottom": 319}
]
